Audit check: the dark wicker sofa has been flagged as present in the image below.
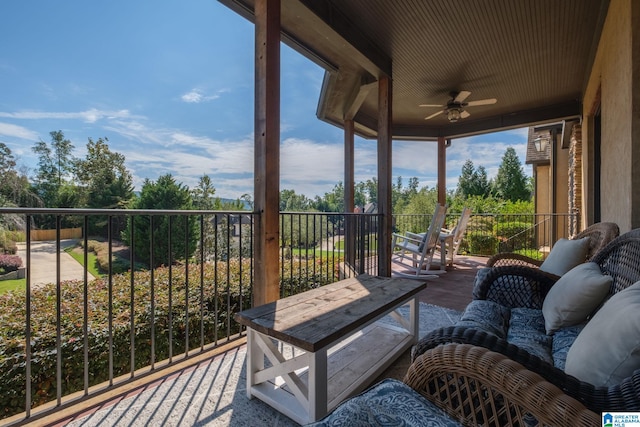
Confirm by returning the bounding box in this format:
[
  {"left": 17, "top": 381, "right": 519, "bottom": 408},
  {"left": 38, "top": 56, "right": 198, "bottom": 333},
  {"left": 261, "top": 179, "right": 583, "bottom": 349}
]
[
  {"left": 412, "top": 227, "right": 640, "bottom": 415},
  {"left": 486, "top": 221, "right": 619, "bottom": 269}
]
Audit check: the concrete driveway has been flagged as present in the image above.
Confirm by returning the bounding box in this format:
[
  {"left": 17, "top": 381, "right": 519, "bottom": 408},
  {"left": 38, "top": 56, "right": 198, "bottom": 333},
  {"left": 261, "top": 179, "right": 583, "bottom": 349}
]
[{"left": 15, "top": 240, "right": 96, "bottom": 288}]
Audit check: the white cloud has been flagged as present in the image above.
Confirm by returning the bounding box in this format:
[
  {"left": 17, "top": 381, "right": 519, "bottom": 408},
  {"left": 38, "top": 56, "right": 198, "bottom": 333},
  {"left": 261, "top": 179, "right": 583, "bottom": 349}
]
[
  {"left": 0, "top": 108, "right": 133, "bottom": 123},
  {"left": 0, "top": 122, "right": 39, "bottom": 140},
  {"left": 180, "top": 88, "right": 225, "bottom": 103}
]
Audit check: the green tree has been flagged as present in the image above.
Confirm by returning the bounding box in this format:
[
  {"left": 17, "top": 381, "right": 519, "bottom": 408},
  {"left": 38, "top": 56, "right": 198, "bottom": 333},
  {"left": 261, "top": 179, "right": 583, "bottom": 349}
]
[
  {"left": 456, "top": 160, "right": 490, "bottom": 198},
  {"left": 492, "top": 147, "right": 531, "bottom": 202},
  {"left": 280, "top": 189, "right": 312, "bottom": 211},
  {"left": 124, "top": 174, "right": 197, "bottom": 268},
  {"left": 191, "top": 174, "right": 220, "bottom": 210},
  {"left": 31, "top": 131, "right": 79, "bottom": 227},
  {"left": 456, "top": 160, "right": 475, "bottom": 198},
  {"left": 191, "top": 175, "right": 220, "bottom": 261},
  {"left": 393, "top": 176, "right": 420, "bottom": 212},
  {"left": 31, "top": 130, "right": 77, "bottom": 207},
  {"left": 0, "top": 143, "right": 40, "bottom": 207},
  {"left": 75, "top": 137, "right": 135, "bottom": 235},
  {"left": 314, "top": 182, "right": 344, "bottom": 212},
  {"left": 394, "top": 186, "right": 439, "bottom": 233}
]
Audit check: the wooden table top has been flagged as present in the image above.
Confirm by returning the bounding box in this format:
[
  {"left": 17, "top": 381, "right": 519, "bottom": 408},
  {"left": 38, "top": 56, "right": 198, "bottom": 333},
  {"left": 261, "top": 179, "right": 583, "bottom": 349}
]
[{"left": 234, "top": 274, "right": 427, "bottom": 352}]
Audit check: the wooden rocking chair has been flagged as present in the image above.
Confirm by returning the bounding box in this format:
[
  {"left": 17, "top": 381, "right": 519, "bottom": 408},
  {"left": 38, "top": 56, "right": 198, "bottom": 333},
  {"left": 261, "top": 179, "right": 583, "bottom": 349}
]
[
  {"left": 391, "top": 204, "right": 447, "bottom": 278},
  {"left": 437, "top": 207, "right": 472, "bottom": 268}
]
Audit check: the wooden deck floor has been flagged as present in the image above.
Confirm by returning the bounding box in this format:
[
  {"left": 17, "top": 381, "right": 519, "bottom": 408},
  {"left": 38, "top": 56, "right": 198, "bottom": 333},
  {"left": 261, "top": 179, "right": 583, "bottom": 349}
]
[
  {"left": 379, "top": 255, "right": 488, "bottom": 382},
  {"left": 392, "top": 255, "right": 488, "bottom": 312}
]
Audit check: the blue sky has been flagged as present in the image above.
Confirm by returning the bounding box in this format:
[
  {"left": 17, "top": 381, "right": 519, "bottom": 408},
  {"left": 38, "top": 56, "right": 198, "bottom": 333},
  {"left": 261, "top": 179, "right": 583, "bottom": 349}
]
[{"left": 0, "top": 1, "right": 530, "bottom": 200}]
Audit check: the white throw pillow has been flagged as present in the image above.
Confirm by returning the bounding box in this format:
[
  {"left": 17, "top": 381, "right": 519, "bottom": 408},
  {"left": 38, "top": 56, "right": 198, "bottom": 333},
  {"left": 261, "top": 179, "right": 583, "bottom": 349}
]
[
  {"left": 539, "top": 237, "right": 591, "bottom": 276},
  {"left": 564, "top": 281, "right": 640, "bottom": 387},
  {"left": 542, "top": 262, "right": 612, "bottom": 334}
]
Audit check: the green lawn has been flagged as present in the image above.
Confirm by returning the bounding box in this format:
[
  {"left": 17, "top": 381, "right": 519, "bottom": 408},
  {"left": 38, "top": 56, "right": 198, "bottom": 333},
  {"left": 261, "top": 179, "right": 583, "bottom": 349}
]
[
  {"left": 0, "top": 278, "right": 25, "bottom": 293},
  {"left": 289, "top": 248, "right": 338, "bottom": 258},
  {"left": 65, "top": 246, "right": 103, "bottom": 278}
]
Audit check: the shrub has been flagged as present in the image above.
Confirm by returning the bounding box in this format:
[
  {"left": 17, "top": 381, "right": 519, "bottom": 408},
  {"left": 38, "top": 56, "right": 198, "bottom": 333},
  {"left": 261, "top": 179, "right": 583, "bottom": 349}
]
[
  {"left": 0, "top": 255, "right": 339, "bottom": 419},
  {"left": 468, "top": 232, "right": 498, "bottom": 255},
  {"left": 0, "top": 255, "right": 21, "bottom": 273},
  {"left": 82, "top": 239, "right": 133, "bottom": 274},
  {"left": 513, "top": 249, "right": 545, "bottom": 260},
  {"left": 493, "top": 221, "right": 534, "bottom": 252}
]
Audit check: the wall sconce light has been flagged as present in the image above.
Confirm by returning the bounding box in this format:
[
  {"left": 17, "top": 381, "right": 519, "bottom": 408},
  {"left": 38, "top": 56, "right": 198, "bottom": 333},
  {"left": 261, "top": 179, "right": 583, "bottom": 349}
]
[
  {"left": 447, "top": 108, "right": 461, "bottom": 122},
  {"left": 534, "top": 134, "right": 550, "bottom": 152}
]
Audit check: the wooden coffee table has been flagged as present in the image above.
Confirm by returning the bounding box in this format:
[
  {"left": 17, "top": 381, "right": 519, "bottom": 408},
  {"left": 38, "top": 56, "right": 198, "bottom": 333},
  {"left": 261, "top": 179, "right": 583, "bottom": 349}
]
[{"left": 234, "top": 274, "right": 427, "bottom": 424}]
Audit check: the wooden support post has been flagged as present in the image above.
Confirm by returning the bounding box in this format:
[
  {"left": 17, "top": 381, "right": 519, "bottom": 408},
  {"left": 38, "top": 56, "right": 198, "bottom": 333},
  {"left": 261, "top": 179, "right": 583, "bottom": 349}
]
[
  {"left": 437, "top": 137, "right": 446, "bottom": 206},
  {"left": 377, "top": 76, "right": 392, "bottom": 277},
  {"left": 254, "top": 0, "right": 280, "bottom": 306},
  {"left": 344, "top": 119, "right": 356, "bottom": 270},
  {"left": 344, "top": 120, "right": 355, "bottom": 214}
]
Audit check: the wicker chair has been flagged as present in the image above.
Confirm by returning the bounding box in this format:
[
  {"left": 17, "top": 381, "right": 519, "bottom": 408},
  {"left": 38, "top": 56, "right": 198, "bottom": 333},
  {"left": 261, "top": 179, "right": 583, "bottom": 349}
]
[
  {"left": 405, "top": 344, "right": 599, "bottom": 427},
  {"left": 486, "top": 221, "right": 619, "bottom": 268},
  {"left": 413, "top": 228, "right": 640, "bottom": 413}
]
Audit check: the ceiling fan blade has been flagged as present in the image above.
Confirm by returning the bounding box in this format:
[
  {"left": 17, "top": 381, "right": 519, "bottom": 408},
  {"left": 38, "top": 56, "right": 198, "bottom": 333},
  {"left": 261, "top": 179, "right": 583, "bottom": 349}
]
[
  {"left": 466, "top": 98, "right": 497, "bottom": 107},
  {"left": 419, "top": 103, "right": 444, "bottom": 108},
  {"left": 460, "top": 110, "right": 471, "bottom": 119},
  {"left": 454, "top": 91, "right": 471, "bottom": 103},
  {"left": 424, "top": 110, "right": 444, "bottom": 120}
]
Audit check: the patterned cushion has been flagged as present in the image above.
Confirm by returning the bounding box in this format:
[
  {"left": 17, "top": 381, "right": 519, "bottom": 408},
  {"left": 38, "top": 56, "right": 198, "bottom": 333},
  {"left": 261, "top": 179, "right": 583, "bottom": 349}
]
[
  {"left": 306, "top": 378, "right": 461, "bottom": 427},
  {"left": 457, "top": 299, "right": 510, "bottom": 338},
  {"left": 507, "top": 308, "right": 553, "bottom": 364},
  {"left": 551, "top": 323, "right": 585, "bottom": 370}
]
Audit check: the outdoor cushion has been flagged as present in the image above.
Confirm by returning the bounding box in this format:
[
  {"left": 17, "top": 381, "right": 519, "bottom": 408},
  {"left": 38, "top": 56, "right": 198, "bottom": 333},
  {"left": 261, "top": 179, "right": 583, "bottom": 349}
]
[
  {"left": 507, "top": 308, "right": 553, "bottom": 364},
  {"left": 306, "top": 378, "right": 461, "bottom": 427},
  {"left": 539, "top": 237, "right": 591, "bottom": 276},
  {"left": 551, "top": 323, "right": 585, "bottom": 370},
  {"left": 456, "top": 299, "right": 510, "bottom": 339},
  {"left": 565, "top": 281, "right": 640, "bottom": 386},
  {"left": 541, "top": 262, "right": 612, "bottom": 334}
]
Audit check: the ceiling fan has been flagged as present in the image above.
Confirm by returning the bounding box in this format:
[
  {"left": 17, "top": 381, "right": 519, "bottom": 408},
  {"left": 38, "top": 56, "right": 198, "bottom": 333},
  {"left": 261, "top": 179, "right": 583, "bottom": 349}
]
[{"left": 420, "top": 91, "right": 497, "bottom": 122}]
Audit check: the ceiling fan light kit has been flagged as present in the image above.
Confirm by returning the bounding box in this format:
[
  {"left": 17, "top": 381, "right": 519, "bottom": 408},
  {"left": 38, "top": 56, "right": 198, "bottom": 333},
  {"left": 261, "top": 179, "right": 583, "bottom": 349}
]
[
  {"left": 420, "top": 90, "right": 497, "bottom": 122},
  {"left": 447, "top": 108, "right": 461, "bottom": 122}
]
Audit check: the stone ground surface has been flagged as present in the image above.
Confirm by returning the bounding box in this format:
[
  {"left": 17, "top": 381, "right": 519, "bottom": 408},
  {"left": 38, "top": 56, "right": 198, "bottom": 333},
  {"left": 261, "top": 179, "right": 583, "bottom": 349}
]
[{"left": 15, "top": 239, "right": 96, "bottom": 288}]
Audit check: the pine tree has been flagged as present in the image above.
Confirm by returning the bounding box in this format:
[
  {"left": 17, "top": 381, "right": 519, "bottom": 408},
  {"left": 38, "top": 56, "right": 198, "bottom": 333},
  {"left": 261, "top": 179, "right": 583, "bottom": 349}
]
[{"left": 492, "top": 147, "right": 531, "bottom": 202}]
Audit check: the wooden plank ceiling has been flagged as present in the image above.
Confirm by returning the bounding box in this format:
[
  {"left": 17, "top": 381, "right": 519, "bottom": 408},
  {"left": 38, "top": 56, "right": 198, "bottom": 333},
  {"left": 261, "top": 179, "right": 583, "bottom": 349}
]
[{"left": 220, "top": 0, "right": 609, "bottom": 140}]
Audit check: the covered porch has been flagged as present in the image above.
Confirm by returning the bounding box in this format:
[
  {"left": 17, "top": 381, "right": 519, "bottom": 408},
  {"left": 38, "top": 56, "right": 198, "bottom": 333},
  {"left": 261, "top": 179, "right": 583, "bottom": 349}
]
[
  {"left": 42, "top": 256, "right": 485, "bottom": 427},
  {"left": 3, "top": 0, "right": 640, "bottom": 424}
]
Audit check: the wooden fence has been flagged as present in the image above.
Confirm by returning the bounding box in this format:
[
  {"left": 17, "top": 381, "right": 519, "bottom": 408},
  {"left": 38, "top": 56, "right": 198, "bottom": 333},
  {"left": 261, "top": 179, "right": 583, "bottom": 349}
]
[{"left": 30, "top": 228, "right": 83, "bottom": 241}]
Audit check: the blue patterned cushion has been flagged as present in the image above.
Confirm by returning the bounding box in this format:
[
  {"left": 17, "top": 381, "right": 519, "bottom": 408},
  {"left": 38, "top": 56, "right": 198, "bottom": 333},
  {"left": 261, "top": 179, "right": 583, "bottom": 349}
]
[
  {"left": 306, "top": 378, "right": 461, "bottom": 427},
  {"left": 551, "top": 323, "right": 585, "bottom": 370},
  {"left": 507, "top": 308, "right": 553, "bottom": 364},
  {"left": 471, "top": 267, "right": 492, "bottom": 299},
  {"left": 457, "top": 299, "right": 510, "bottom": 338}
]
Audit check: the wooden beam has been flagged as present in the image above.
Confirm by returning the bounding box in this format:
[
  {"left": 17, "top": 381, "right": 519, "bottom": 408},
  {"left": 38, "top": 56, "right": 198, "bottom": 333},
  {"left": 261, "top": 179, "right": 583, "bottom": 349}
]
[
  {"left": 344, "top": 80, "right": 377, "bottom": 121},
  {"left": 254, "top": 0, "right": 281, "bottom": 306},
  {"left": 377, "top": 76, "right": 392, "bottom": 277},
  {"left": 438, "top": 137, "right": 446, "bottom": 206}
]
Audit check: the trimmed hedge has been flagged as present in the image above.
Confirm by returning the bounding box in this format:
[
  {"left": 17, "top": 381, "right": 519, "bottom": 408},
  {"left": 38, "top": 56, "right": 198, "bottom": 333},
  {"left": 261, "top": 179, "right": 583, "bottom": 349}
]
[
  {"left": 0, "top": 254, "right": 22, "bottom": 273},
  {"left": 494, "top": 221, "right": 534, "bottom": 252},
  {"left": 468, "top": 232, "right": 498, "bottom": 255},
  {"left": 0, "top": 256, "right": 339, "bottom": 419}
]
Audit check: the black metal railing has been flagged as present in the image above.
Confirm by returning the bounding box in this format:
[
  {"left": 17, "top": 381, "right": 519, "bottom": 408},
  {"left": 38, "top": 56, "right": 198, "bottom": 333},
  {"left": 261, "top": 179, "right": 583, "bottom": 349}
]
[
  {"left": 279, "top": 212, "right": 379, "bottom": 297},
  {"left": 393, "top": 212, "right": 579, "bottom": 259},
  {"left": 0, "top": 206, "right": 574, "bottom": 423},
  {"left": 0, "top": 207, "right": 379, "bottom": 424}
]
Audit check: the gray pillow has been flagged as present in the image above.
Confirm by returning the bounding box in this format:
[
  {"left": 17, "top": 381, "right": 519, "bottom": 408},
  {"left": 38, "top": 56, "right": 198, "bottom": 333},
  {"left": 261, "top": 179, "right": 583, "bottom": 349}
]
[
  {"left": 564, "top": 281, "right": 640, "bottom": 387},
  {"left": 542, "top": 262, "right": 612, "bottom": 334},
  {"left": 539, "top": 237, "right": 591, "bottom": 276}
]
